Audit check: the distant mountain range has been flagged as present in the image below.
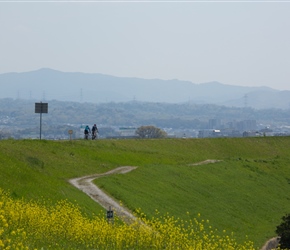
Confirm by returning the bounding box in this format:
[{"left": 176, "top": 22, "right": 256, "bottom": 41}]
[{"left": 0, "top": 68, "right": 289, "bottom": 109}]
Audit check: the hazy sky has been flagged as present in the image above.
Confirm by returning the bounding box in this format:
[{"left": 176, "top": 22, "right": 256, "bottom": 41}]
[{"left": 1, "top": 1, "right": 290, "bottom": 90}]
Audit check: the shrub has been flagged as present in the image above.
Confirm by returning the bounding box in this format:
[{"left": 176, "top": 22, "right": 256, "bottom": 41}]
[{"left": 276, "top": 214, "right": 290, "bottom": 249}]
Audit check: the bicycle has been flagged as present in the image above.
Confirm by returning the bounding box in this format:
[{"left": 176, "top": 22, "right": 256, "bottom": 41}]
[
  {"left": 92, "top": 131, "right": 98, "bottom": 140},
  {"left": 84, "top": 132, "right": 90, "bottom": 140}
]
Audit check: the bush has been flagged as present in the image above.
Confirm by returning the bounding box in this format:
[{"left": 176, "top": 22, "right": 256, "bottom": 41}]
[
  {"left": 136, "top": 125, "right": 167, "bottom": 138},
  {"left": 276, "top": 214, "right": 290, "bottom": 249}
]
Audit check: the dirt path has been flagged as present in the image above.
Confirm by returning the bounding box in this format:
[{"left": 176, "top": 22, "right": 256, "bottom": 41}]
[
  {"left": 69, "top": 166, "right": 138, "bottom": 223},
  {"left": 68, "top": 162, "right": 278, "bottom": 250},
  {"left": 188, "top": 159, "right": 222, "bottom": 166},
  {"left": 68, "top": 160, "right": 223, "bottom": 223},
  {"left": 260, "top": 237, "right": 279, "bottom": 250},
  {"left": 69, "top": 162, "right": 220, "bottom": 222}
]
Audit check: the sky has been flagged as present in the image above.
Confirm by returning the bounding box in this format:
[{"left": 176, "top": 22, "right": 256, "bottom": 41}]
[{"left": 0, "top": 1, "right": 290, "bottom": 90}]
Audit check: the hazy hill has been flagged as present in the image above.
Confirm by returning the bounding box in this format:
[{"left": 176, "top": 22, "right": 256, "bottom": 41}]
[{"left": 1, "top": 68, "right": 289, "bottom": 109}]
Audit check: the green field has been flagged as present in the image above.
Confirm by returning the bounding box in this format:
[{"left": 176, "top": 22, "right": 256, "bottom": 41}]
[{"left": 0, "top": 137, "right": 290, "bottom": 248}]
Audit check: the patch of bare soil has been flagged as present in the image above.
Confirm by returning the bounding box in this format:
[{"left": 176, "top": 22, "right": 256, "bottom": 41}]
[
  {"left": 188, "top": 159, "right": 222, "bottom": 166},
  {"left": 260, "top": 237, "right": 279, "bottom": 250},
  {"left": 69, "top": 166, "right": 138, "bottom": 223}
]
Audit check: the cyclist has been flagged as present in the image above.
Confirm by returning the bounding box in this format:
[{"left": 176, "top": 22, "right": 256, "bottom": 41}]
[
  {"left": 92, "top": 124, "right": 99, "bottom": 140},
  {"left": 84, "top": 125, "right": 90, "bottom": 139}
]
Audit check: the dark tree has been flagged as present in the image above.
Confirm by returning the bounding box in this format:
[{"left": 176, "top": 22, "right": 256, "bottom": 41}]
[
  {"left": 276, "top": 214, "right": 290, "bottom": 249},
  {"left": 135, "top": 125, "right": 167, "bottom": 139}
]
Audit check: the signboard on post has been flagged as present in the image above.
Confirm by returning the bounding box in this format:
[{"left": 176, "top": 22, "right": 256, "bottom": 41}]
[
  {"left": 107, "top": 206, "right": 114, "bottom": 224},
  {"left": 68, "top": 130, "right": 73, "bottom": 141},
  {"left": 107, "top": 210, "right": 114, "bottom": 219},
  {"left": 35, "top": 102, "right": 48, "bottom": 113},
  {"left": 35, "top": 102, "right": 48, "bottom": 140}
]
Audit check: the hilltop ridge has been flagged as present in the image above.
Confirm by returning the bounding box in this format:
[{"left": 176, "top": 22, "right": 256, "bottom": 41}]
[{"left": 0, "top": 68, "right": 289, "bottom": 109}]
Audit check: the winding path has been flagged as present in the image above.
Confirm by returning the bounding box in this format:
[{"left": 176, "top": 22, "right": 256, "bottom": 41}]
[
  {"left": 68, "top": 163, "right": 279, "bottom": 250},
  {"left": 69, "top": 166, "right": 138, "bottom": 223}
]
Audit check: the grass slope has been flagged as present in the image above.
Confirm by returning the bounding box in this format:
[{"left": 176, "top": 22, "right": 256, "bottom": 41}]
[{"left": 0, "top": 137, "right": 290, "bottom": 248}]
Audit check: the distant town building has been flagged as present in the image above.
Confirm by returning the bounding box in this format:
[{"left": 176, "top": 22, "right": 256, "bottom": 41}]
[
  {"left": 237, "top": 120, "right": 257, "bottom": 131},
  {"left": 208, "top": 119, "right": 221, "bottom": 129},
  {"left": 243, "top": 131, "right": 261, "bottom": 137}
]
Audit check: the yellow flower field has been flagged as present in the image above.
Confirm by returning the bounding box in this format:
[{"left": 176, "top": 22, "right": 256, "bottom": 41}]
[{"left": 0, "top": 189, "right": 256, "bottom": 249}]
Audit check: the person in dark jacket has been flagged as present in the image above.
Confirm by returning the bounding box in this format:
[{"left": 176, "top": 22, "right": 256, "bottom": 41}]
[
  {"left": 84, "top": 125, "right": 90, "bottom": 139},
  {"left": 92, "top": 124, "right": 99, "bottom": 140}
]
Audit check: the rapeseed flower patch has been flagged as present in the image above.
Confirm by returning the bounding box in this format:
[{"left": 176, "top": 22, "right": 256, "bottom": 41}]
[{"left": 0, "top": 188, "right": 257, "bottom": 249}]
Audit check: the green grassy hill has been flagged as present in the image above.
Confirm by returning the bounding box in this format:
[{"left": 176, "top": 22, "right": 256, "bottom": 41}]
[{"left": 1, "top": 137, "right": 290, "bottom": 248}]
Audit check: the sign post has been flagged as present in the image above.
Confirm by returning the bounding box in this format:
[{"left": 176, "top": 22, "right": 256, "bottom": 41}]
[
  {"left": 35, "top": 102, "right": 48, "bottom": 140},
  {"left": 106, "top": 206, "right": 114, "bottom": 224},
  {"left": 68, "top": 130, "right": 73, "bottom": 141}
]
